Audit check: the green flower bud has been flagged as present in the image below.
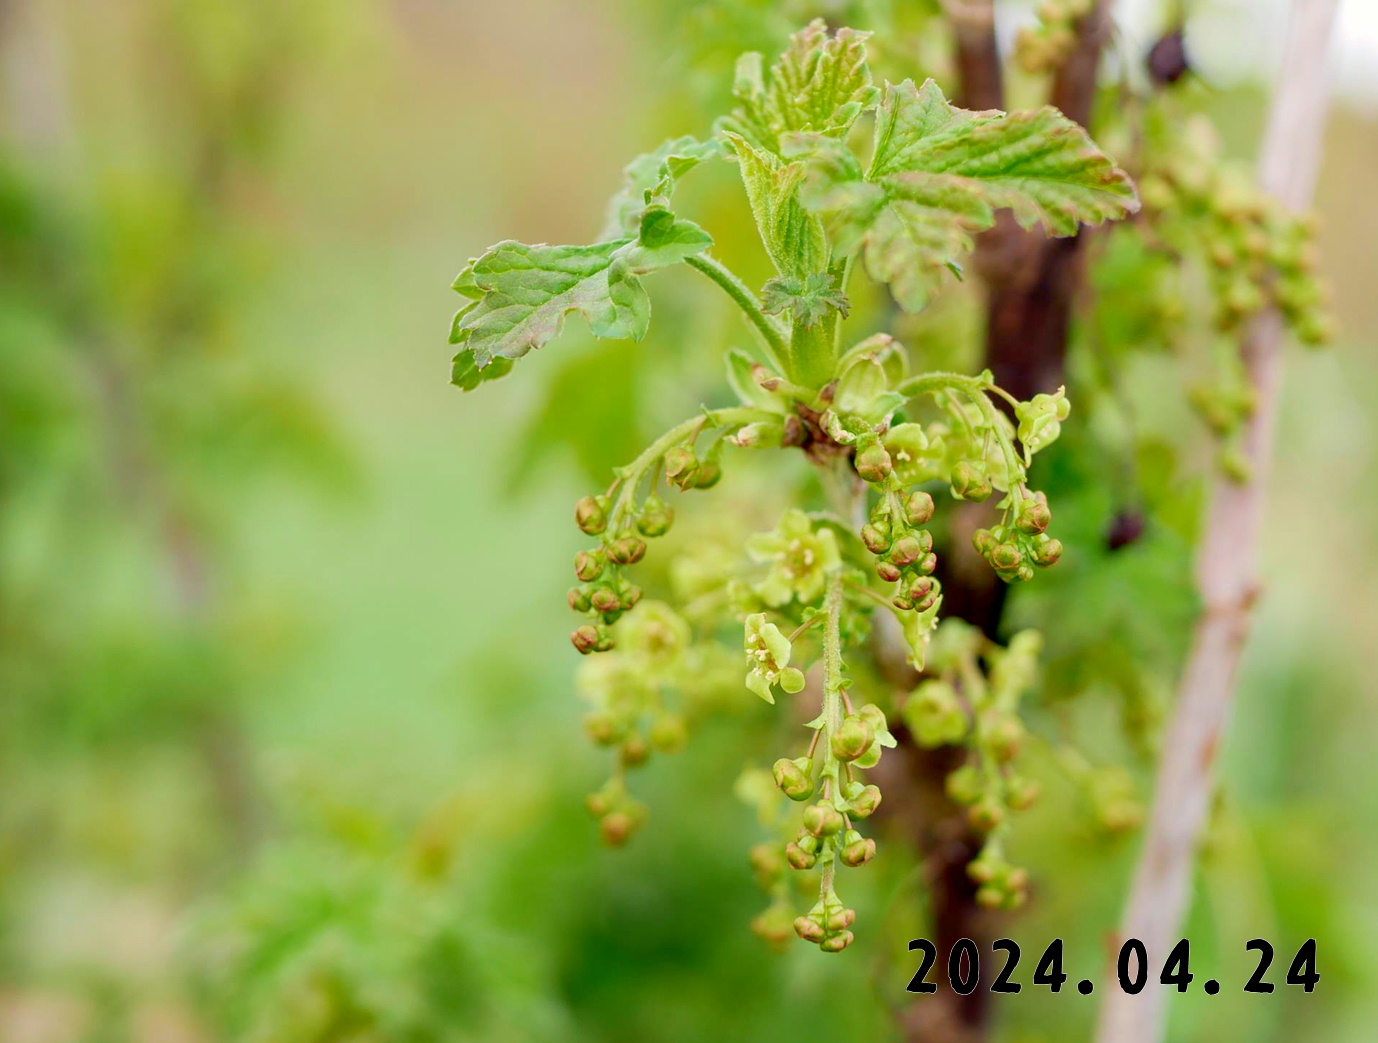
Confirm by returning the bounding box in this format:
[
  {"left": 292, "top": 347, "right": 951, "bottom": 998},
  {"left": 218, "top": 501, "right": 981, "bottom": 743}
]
[
  {"left": 860, "top": 524, "right": 891, "bottom": 554},
  {"left": 751, "top": 904, "right": 795, "bottom": 948},
  {"left": 841, "top": 831, "right": 876, "bottom": 867},
  {"left": 847, "top": 784, "right": 882, "bottom": 818},
  {"left": 917, "top": 552, "right": 938, "bottom": 576},
  {"left": 575, "top": 550, "right": 605, "bottom": 582},
  {"left": 749, "top": 843, "right": 784, "bottom": 880},
  {"left": 785, "top": 841, "right": 818, "bottom": 870},
  {"left": 854, "top": 442, "right": 893, "bottom": 484},
  {"left": 648, "top": 714, "right": 688, "bottom": 753},
  {"left": 621, "top": 734, "right": 649, "bottom": 767},
  {"left": 692, "top": 459, "right": 722, "bottom": 489},
  {"left": 583, "top": 710, "right": 625, "bottom": 746},
  {"left": 986, "top": 716, "right": 1024, "bottom": 762},
  {"left": 1016, "top": 497, "right": 1051, "bottom": 534},
  {"left": 858, "top": 704, "right": 888, "bottom": 735},
  {"left": 950, "top": 461, "right": 992, "bottom": 501},
  {"left": 853, "top": 743, "right": 882, "bottom": 769},
  {"left": 599, "top": 810, "right": 639, "bottom": 847},
  {"left": 589, "top": 587, "right": 621, "bottom": 615},
  {"left": 824, "top": 905, "right": 857, "bottom": 932},
  {"left": 772, "top": 757, "right": 814, "bottom": 801},
  {"left": 976, "top": 884, "right": 1006, "bottom": 909},
  {"left": 945, "top": 764, "right": 983, "bottom": 805},
  {"left": 989, "top": 542, "right": 1022, "bottom": 571},
  {"left": 637, "top": 497, "right": 675, "bottom": 538},
  {"left": 567, "top": 587, "right": 591, "bottom": 613},
  {"left": 1008, "top": 776, "right": 1040, "bottom": 811},
  {"left": 622, "top": 584, "right": 643, "bottom": 609},
  {"left": 803, "top": 800, "right": 845, "bottom": 837},
  {"left": 662, "top": 446, "right": 698, "bottom": 489},
  {"left": 968, "top": 797, "right": 1005, "bottom": 833},
  {"left": 793, "top": 915, "right": 826, "bottom": 943},
  {"left": 608, "top": 536, "right": 647, "bottom": 566},
  {"left": 905, "top": 490, "right": 935, "bottom": 526},
  {"left": 575, "top": 495, "right": 609, "bottom": 535},
  {"left": 831, "top": 716, "right": 874, "bottom": 762},
  {"left": 819, "top": 930, "right": 854, "bottom": 953},
  {"left": 889, "top": 534, "right": 923, "bottom": 568},
  {"left": 972, "top": 528, "right": 998, "bottom": 556},
  {"left": 876, "top": 561, "right": 902, "bottom": 583},
  {"left": 1032, "top": 537, "right": 1063, "bottom": 567},
  {"left": 586, "top": 789, "right": 612, "bottom": 818},
  {"left": 571, "top": 625, "right": 601, "bottom": 655}
]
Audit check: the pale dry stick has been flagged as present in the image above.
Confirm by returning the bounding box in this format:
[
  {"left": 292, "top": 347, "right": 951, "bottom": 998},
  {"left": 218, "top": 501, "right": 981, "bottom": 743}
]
[{"left": 1093, "top": 3, "right": 1339, "bottom": 1042}]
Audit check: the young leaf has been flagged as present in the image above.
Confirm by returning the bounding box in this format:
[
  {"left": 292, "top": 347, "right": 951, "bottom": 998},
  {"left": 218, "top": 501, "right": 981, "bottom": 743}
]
[
  {"left": 723, "top": 132, "right": 827, "bottom": 279},
  {"left": 450, "top": 206, "right": 712, "bottom": 373},
  {"left": 601, "top": 135, "right": 723, "bottom": 239},
  {"left": 761, "top": 272, "right": 849, "bottom": 328},
  {"left": 793, "top": 78, "right": 1139, "bottom": 312},
  {"left": 718, "top": 19, "right": 879, "bottom": 156}
]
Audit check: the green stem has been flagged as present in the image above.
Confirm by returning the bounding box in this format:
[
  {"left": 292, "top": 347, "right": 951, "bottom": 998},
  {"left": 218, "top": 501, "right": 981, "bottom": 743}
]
[
  {"left": 609, "top": 405, "right": 772, "bottom": 528},
  {"left": 685, "top": 254, "right": 790, "bottom": 372},
  {"left": 897, "top": 370, "right": 1028, "bottom": 499},
  {"left": 818, "top": 570, "right": 846, "bottom": 902},
  {"left": 788, "top": 315, "right": 839, "bottom": 389}
]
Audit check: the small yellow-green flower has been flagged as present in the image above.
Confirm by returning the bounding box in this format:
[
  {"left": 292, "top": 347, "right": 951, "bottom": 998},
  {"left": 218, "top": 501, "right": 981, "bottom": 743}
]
[
  {"left": 744, "top": 613, "right": 806, "bottom": 704},
  {"left": 746, "top": 509, "right": 841, "bottom": 607}
]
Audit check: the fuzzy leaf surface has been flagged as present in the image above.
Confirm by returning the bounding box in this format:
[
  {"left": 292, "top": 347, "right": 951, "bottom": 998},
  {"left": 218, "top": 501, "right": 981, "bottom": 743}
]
[{"left": 450, "top": 207, "right": 712, "bottom": 375}]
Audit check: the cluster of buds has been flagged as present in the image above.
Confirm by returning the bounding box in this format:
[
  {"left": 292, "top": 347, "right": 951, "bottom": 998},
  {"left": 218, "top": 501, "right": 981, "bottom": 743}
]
[
  {"left": 1015, "top": 0, "right": 1096, "bottom": 74},
  {"left": 767, "top": 700, "right": 891, "bottom": 952},
  {"left": 966, "top": 845, "right": 1031, "bottom": 910},
  {"left": 854, "top": 436, "right": 941, "bottom": 613},
  {"left": 585, "top": 778, "right": 649, "bottom": 847},
  {"left": 578, "top": 602, "right": 695, "bottom": 845},
  {"left": 1139, "top": 114, "right": 1334, "bottom": 344},
  {"left": 972, "top": 491, "right": 1062, "bottom": 583},
  {"left": 903, "top": 624, "right": 1043, "bottom": 908}
]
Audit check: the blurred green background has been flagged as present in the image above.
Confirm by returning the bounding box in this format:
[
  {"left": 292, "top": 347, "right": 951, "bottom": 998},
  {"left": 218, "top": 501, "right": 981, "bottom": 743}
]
[{"left": 1, "top": 1, "right": 1376, "bottom": 1041}]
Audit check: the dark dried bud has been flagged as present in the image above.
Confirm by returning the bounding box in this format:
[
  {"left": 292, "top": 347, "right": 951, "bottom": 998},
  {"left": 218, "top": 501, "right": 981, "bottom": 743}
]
[
  {"left": 1106, "top": 510, "right": 1145, "bottom": 551},
  {"left": 575, "top": 495, "right": 609, "bottom": 535},
  {"left": 1147, "top": 27, "right": 1190, "bottom": 87},
  {"left": 575, "top": 550, "right": 605, "bottom": 582},
  {"left": 608, "top": 536, "right": 647, "bottom": 565}
]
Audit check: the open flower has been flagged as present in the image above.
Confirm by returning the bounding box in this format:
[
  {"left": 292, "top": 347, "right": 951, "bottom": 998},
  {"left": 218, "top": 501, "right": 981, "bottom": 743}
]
[
  {"left": 746, "top": 509, "right": 841, "bottom": 607},
  {"left": 744, "top": 613, "right": 806, "bottom": 704}
]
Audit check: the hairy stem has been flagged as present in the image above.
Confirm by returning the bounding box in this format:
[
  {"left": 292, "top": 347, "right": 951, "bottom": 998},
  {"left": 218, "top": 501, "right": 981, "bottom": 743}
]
[
  {"left": 1094, "top": 3, "right": 1339, "bottom": 1042},
  {"left": 685, "top": 253, "right": 790, "bottom": 371}
]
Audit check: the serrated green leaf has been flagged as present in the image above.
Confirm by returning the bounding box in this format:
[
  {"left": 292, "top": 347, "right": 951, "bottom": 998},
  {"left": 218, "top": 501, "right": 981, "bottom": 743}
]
[
  {"left": 724, "top": 131, "right": 826, "bottom": 278},
  {"left": 718, "top": 19, "right": 879, "bottom": 156},
  {"left": 450, "top": 348, "right": 513, "bottom": 391},
  {"left": 792, "top": 78, "right": 1138, "bottom": 312},
  {"left": 451, "top": 206, "right": 713, "bottom": 372},
  {"left": 760, "top": 272, "right": 849, "bottom": 328},
  {"left": 600, "top": 135, "right": 723, "bottom": 239}
]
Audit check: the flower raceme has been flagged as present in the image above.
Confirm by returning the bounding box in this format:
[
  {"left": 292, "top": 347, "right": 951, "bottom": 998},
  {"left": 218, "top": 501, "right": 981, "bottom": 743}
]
[{"left": 448, "top": 21, "right": 1138, "bottom": 952}]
